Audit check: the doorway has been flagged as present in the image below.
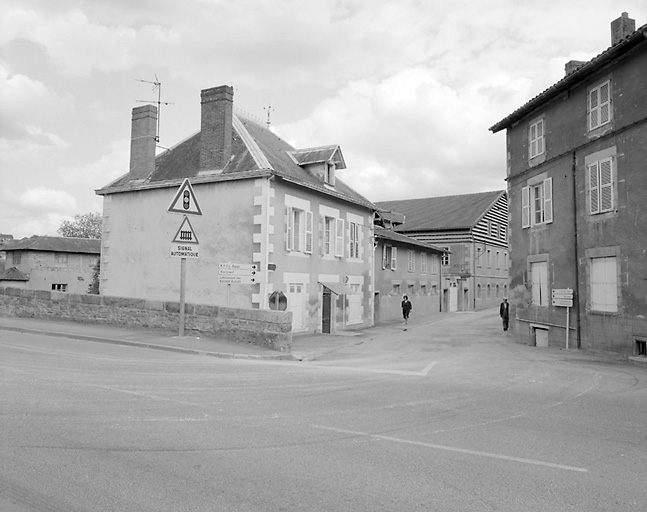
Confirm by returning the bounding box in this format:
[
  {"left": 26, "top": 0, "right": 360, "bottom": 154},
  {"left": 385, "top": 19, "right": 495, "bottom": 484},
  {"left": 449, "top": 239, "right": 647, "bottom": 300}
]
[{"left": 322, "top": 291, "right": 332, "bottom": 334}]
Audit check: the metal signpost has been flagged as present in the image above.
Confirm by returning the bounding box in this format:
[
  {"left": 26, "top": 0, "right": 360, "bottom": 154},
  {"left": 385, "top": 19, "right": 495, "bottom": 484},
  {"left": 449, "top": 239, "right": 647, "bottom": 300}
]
[
  {"left": 168, "top": 179, "right": 202, "bottom": 336},
  {"left": 218, "top": 263, "right": 259, "bottom": 306},
  {"left": 552, "top": 288, "right": 574, "bottom": 349}
]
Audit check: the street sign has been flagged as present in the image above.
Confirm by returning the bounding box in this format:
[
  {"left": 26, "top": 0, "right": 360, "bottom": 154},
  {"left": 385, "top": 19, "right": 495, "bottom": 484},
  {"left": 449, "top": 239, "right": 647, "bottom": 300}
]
[
  {"left": 219, "top": 262, "right": 258, "bottom": 271},
  {"left": 171, "top": 216, "right": 199, "bottom": 244},
  {"left": 218, "top": 268, "right": 257, "bottom": 277},
  {"left": 218, "top": 275, "right": 258, "bottom": 284},
  {"left": 552, "top": 288, "right": 573, "bottom": 299},
  {"left": 170, "top": 243, "right": 199, "bottom": 259},
  {"left": 552, "top": 298, "right": 573, "bottom": 307},
  {"left": 168, "top": 178, "right": 203, "bottom": 216}
]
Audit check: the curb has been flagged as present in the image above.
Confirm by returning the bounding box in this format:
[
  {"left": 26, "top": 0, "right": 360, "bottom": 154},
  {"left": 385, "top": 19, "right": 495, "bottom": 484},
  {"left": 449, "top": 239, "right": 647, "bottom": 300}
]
[{"left": 0, "top": 325, "right": 298, "bottom": 361}]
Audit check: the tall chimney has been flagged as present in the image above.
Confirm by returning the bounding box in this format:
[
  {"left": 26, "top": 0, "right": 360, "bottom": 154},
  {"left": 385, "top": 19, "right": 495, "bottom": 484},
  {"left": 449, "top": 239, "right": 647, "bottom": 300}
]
[
  {"left": 611, "top": 12, "right": 635, "bottom": 46},
  {"left": 129, "top": 105, "right": 157, "bottom": 180},
  {"left": 200, "top": 85, "right": 234, "bottom": 171}
]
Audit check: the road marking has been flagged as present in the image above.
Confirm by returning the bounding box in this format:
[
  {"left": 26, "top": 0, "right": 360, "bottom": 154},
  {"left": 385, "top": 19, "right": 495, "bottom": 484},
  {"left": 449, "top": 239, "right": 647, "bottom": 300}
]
[{"left": 311, "top": 425, "right": 588, "bottom": 473}]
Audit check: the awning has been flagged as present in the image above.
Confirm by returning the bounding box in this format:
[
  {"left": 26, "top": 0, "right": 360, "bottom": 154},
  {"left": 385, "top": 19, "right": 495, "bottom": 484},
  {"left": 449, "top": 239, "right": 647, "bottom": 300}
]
[{"left": 319, "top": 281, "right": 354, "bottom": 295}]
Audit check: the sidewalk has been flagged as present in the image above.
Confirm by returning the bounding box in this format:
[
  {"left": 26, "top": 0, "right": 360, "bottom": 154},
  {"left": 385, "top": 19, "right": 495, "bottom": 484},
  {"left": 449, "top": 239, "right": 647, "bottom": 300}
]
[{"left": 0, "top": 313, "right": 440, "bottom": 362}]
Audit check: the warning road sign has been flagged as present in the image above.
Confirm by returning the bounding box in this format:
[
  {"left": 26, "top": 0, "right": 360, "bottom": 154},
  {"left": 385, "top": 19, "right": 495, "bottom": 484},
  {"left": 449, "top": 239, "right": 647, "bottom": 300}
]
[
  {"left": 171, "top": 216, "right": 199, "bottom": 244},
  {"left": 168, "top": 178, "right": 202, "bottom": 215}
]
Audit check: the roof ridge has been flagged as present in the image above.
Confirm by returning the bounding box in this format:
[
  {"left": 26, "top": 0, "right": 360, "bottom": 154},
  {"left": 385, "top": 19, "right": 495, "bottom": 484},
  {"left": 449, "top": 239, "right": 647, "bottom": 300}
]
[{"left": 232, "top": 114, "right": 273, "bottom": 170}]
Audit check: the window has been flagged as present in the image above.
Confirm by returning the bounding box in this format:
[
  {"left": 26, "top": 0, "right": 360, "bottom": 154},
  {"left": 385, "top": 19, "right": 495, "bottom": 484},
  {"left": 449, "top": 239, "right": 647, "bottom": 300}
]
[
  {"left": 286, "top": 198, "right": 313, "bottom": 254},
  {"left": 12, "top": 252, "right": 21, "bottom": 265},
  {"left": 431, "top": 255, "right": 439, "bottom": 274},
  {"left": 349, "top": 222, "right": 360, "bottom": 259},
  {"left": 529, "top": 118, "right": 545, "bottom": 158},
  {"left": 530, "top": 261, "right": 548, "bottom": 306},
  {"left": 590, "top": 256, "right": 617, "bottom": 312},
  {"left": 486, "top": 249, "right": 491, "bottom": 268},
  {"left": 421, "top": 253, "right": 428, "bottom": 274},
  {"left": 392, "top": 283, "right": 401, "bottom": 295},
  {"left": 52, "top": 284, "right": 68, "bottom": 292},
  {"left": 441, "top": 248, "right": 449, "bottom": 266},
  {"left": 55, "top": 253, "right": 69, "bottom": 264},
  {"left": 476, "top": 247, "right": 482, "bottom": 268},
  {"left": 420, "top": 284, "right": 427, "bottom": 295},
  {"left": 495, "top": 251, "right": 500, "bottom": 269},
  {"left": 503, "top": 252, "right": 508, "bottom": 270},
  {"left": 335, "top": 219, "right": 344, "bottom": 257},
  {"left": 588, "top": 157, "right": 614, "bottom": 214},
  {"left": 589, "top": 80, "right": 611, "bottom": 131},
  {"left": 407, "top": 250, "right": 415, "bottom": 272},
  {"left": 522, "top": 178, "right": 553, "bottom": 228},
  {"left": 324, "top": 217, "right": 334, "bottom": 255},
  {"left": 325, "top": 163, "right": 336, "bottom": 186},
  {"left": 383, "top": 245, "right": 397, "bottom": 270},
  {"left": 407, "top": 284, "right": 415, "bottom": 295}
]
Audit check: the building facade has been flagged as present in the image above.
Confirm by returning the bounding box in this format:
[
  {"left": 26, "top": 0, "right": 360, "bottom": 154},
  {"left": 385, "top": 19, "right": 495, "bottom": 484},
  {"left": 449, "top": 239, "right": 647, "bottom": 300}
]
[
  {"left": 490, "top": 13, "right": 647, "bottom": 357},
  {"left": 373, "top": 226, "right": 444, "bottom": 323},
  {"left": 97, "top": 85, "right": 376, "bottom": 335},
  {"left": 0, "top": 236, "right": 100, "bottom": 294},
  {"left": 376, "top": 191, "right": 509, "bottom": 312}
]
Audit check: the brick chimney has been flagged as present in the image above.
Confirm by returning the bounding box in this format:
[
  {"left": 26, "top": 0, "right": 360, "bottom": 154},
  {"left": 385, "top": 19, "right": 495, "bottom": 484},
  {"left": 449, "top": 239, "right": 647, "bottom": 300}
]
[
  {"left": 611, "top": 12, "right": 635, "bottom": 46},
  {"left": 200, "top": 85, "right": 234, "bottom": 171},
  {"left": 129, "top": 104, "right": 157, "bottom": 180}
]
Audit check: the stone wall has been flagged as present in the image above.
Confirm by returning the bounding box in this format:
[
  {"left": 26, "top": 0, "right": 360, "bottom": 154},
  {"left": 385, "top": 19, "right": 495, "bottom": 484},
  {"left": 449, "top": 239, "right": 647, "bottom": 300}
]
[{"left": 0, "top": 286, "right": 292, "bottom": 352}]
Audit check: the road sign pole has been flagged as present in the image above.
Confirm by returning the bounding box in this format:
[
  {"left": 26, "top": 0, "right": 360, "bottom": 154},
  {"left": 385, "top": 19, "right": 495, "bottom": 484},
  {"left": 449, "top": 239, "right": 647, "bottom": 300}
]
[
  {"left": 179, "top": 257, "right": 186, "bottom": 337},
  {"left": 566, "top": 306, "right": 570, "bottom": 350},
  {"left": 227, "top": 284, "right": 231, "bottom": 307}
]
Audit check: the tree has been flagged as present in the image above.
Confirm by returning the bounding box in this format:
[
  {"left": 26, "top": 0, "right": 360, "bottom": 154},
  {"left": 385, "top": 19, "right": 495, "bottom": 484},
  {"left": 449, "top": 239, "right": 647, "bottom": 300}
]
[
  {"left": 58, "top": 212, "right": 102, "bottom": 239},
  {"left": 88, "top": 260, "right": 100, "bottom": 295}
]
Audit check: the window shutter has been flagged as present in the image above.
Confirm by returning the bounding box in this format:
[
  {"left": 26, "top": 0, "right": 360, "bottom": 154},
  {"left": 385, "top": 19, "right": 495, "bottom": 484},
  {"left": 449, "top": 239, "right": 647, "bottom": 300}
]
[
  {"left": 391, "top": 246, "right": 397, "bottom": 270},
  {"left": 529, "top": 123, "right": 537, "bottom": 158},
  {"left": 599, "top": 158, "right": 613, "bottom": 212},
  {"left": 305, "top": 211, "right": 313, "bottom": 254},
  {"left": 599, "top": 82, "right": 610, "bottom": 125},
  {"left": 285, "top": 206, "right": 293, "bottom": 251},
  {"left": 319, "top": 215, "right": 325, "bottom": 256},
  {"left": 521, "top": 186, "right": 531, "bottom": 228},
  {"left": 537, "top": 120, "right": 544, "bottom": 155},
  {"left": 588, "top": 162, "right": 599, "bottom": 214},
  {"left": 543, "top": 178, "right": 553, "bottom": 224},
  {"left": 358, "top": 225, "right": 364, "bottom": 260},
  {"left": 382, "top": 245, "right": 387, "bottom": 269},
  {"left": 335, "top": 218, "right": 344, "bottom": 257},
  {"left": 589, "top": 89, "right": 599, "bottom": 130}
]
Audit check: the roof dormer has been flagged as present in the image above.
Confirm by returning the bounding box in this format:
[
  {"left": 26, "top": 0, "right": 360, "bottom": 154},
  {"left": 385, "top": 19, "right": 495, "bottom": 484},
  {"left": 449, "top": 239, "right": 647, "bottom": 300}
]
[{"left": 288, "top": 145, "right": 346, "bottom": 187}]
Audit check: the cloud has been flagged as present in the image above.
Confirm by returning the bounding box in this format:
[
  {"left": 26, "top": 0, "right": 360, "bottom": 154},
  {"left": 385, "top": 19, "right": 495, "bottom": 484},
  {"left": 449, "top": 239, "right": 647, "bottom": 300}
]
[{"left": 58, "top": 138, "right": 130, "bottom": 188}]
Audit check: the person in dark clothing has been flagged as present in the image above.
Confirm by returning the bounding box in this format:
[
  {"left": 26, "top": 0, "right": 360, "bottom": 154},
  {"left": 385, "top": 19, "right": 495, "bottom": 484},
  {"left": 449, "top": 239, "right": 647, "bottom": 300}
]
[
  {"left": 500, "top": 297, "right": 510, "bottom": 331},
  {"left": 401, "top": 295, "right": 412, "bottom": 324}
]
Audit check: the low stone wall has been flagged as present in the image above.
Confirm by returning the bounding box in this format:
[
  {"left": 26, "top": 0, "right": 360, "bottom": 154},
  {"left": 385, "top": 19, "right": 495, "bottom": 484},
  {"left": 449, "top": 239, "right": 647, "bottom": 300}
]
[{"left": 0, "top": 286, "right": 293, "bottom": 352}]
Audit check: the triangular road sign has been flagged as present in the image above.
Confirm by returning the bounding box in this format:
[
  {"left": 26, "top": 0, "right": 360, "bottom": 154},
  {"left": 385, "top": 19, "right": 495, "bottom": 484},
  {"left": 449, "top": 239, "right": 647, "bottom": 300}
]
[
  {"left": 172, "top": 216, "right": 199, "bottom": 244},
  {"left": 168, "top": 178, "right": 202, "bottom": 215}
]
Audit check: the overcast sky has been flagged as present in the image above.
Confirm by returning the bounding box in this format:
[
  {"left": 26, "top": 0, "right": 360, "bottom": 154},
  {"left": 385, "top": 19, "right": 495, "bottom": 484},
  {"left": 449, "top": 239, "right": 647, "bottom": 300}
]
[{"left": 2, "top": 0, "right": 646, "bottom": 238}]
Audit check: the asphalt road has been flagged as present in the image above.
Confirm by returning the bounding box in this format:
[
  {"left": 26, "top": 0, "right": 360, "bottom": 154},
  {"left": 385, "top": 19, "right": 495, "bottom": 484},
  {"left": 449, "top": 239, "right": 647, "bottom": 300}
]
[{"left": 2, "top": 311, "right": 647, "bottom": 511}]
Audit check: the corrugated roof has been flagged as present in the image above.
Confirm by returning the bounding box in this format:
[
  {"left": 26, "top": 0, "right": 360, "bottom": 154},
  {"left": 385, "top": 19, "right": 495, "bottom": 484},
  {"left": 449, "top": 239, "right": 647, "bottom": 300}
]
[
  {"left": 376, "top": 191, "right": 505, "bottom": 232},
  {"left": 374, "top": 227, "right": 445, "bottom": 253},
  {"left": 490, "top": 22, "right": 647, "bottom": 132},
  {"left": 97, "top": 113, "right": 374, "bottom": 210},
  {"left": 0, "top": 236, "right": 101, "bottom": 254},
  {"left": 318, "top": 281, "right": 354, "bottom": 295}
]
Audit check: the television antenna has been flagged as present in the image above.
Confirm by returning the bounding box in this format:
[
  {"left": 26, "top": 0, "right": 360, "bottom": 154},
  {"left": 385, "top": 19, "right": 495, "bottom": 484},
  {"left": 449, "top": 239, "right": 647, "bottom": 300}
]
[{"left": 135, "top": 74, "right": 174, "bottom": 146}]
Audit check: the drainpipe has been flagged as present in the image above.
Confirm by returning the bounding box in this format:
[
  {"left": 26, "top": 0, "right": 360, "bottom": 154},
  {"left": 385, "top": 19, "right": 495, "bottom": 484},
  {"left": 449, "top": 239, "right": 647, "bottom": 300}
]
[{"left": 572, "top": 152, "right": 582, "bottom": 349}]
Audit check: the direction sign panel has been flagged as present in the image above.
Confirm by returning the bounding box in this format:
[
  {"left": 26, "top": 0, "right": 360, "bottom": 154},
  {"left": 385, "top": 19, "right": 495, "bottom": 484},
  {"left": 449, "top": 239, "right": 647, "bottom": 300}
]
[
  {"left": 219, "top": 262, "right": 258, "bottom": 271},
  {"left": 170, "top": 243, "right": 199, "bottom": 259},
  {"left": 552, "top": 288, "right": 573, "bottom": 299},
  {"left": 552, "top": 298, "right": 573, "bottom": 307},
  {"left": 168, "top": 178, "right": 203, "bottom": 216},
  {"left": 218, "top": 268, "right": 257, "bottom": 277},
  {"left": 218, "top": 275, "right": 258, "bottom": 284}
]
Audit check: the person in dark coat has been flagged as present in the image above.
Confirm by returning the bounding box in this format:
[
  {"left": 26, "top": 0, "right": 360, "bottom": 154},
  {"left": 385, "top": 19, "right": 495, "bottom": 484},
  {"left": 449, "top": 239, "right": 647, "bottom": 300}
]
[
  {"left": 500, "top": 297, "right": 510, "bottom": 331},
  {"left": 401, "top": 295, "right": 412, "bottom": 324}
]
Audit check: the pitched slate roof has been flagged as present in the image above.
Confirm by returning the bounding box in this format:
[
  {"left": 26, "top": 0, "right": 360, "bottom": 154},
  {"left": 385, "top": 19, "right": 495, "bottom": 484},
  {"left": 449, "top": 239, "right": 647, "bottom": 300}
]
[
  {"left": 97, "top": 114, "right": 374, "bottom": 210},
  {"left": 490, "top": 21, "right": 647, "bottom": 132},
  {"left": 0, "top": 236, "right": 101, "bottom": 254},
  {"left": 0, "top": 267, "right": 29, "bottom": 281},
  {"left": 376, "top": 191, "right": 505, "bottom": 232},
  {"left": 374, "top": 227, "right": 445, "bottom": 253}
]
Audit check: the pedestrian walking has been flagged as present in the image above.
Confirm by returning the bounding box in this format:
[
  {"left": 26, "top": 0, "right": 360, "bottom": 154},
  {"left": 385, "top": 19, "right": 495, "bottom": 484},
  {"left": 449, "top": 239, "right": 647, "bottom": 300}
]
[
  {"left": 500, "top": 297, "right": 510, "bottom": 331},
  {"left": 401, "top": 295, "right": 412, "bottom": 324}
]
